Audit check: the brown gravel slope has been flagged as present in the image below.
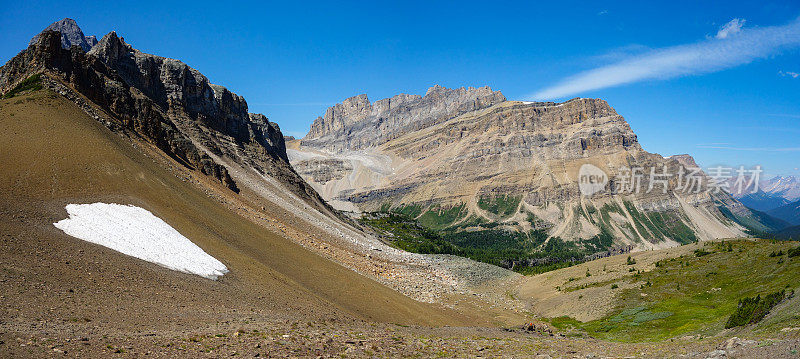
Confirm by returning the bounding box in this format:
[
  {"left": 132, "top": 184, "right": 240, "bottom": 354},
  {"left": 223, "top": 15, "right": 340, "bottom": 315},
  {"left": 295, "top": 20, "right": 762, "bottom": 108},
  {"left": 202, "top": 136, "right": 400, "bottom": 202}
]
[{"left": 0, "top": 89, "right": 474, "bottom": 335}]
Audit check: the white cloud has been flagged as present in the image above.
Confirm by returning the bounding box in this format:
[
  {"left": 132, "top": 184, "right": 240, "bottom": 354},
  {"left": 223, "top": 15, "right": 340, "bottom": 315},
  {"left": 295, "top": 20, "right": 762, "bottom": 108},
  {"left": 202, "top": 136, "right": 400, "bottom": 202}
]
[
  {"left": 530, "top": 16, "right": 800, "bottom": 100},
  {"left": 597, "top": 10, "right": 609, "bottom": 16},
  {"left": 779, "top": 70, "right": 800, "bottom": 78},
  {"left": 715, "top": 18, "right": 745, "bottom": 39}
]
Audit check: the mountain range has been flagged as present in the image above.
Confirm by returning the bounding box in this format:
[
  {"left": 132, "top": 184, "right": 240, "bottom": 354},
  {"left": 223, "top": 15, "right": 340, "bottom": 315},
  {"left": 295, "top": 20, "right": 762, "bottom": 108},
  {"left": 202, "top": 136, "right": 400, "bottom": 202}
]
[
  {"left": 3, "top": 18, "right": 800, "bottom": 357},
  {"left": 289, "top": 89, "right": 780, "bottom": 258},
  {"left": 769, "top": 199, "right": 800, "bottom": 226},
  {"left": 731, "top": 176, "right": 800, "bottom": 211}
]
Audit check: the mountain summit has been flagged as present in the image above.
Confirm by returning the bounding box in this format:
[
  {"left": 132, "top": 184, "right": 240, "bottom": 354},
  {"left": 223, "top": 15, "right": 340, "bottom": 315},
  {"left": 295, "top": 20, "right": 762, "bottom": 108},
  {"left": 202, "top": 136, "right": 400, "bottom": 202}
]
[
  {"left": 302, "top": 85, "right": 506, "bottom": 152},
  {"left": 28, "top": 18, "right": 98, "bottom": 52}
]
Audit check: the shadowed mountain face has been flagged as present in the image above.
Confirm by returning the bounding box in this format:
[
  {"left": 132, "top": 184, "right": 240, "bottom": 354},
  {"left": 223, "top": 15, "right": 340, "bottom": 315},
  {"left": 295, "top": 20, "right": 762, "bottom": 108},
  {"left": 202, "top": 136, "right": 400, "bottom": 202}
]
[
  {"left": 769, "top": 199, "right": 800, "bottom": 226},
  {"left": 2, "top": 26, "right": 331, "bottom": 215},
  {"left": 290, "top": 91, "right": 779, "bottom": 253},
  {"left": 737, "top": 191, "right": 790, "bottom": 212}
]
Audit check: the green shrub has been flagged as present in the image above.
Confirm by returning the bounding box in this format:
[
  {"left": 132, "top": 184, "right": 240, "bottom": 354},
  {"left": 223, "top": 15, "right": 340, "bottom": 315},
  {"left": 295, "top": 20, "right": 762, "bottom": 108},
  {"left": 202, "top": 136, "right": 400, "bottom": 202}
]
[
  {"left": 769, "top": 250, "right": 784, "bottom": 258},
  {"left": 725, "top": 290, "right": 786, "bottom": 328},
  {"left": 694, "top": 249, "right": 711, "bottom": 257},
  {"left": 3, "top": 74, "right": 42, "bottom": 98},
  {"left": 788, "top": 247, "right": 800, "bottom": 258}
]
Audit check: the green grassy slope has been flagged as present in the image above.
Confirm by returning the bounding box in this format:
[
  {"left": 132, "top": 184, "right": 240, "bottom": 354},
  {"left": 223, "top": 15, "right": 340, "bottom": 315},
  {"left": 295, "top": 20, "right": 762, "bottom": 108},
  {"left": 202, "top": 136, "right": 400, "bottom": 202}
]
[{"left": 550, "top": 239, "right": 800, "bottom": 342}]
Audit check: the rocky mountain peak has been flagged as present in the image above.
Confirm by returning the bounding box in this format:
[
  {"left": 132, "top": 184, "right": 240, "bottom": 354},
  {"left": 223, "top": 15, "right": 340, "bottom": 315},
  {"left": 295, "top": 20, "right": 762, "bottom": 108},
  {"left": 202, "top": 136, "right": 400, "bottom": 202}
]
[
  {"left": 29, "top": 18, "right": 98, "bottom": 52},
  {"left": 761, "top": 175, "right": 800, "bottom": 201},
  {"left": 667, "top": 154, "right": 700, "bottom": 168},
  {"left": 2, "top": 20, "right": 333, "bottom": 212},
  {"left": 87, "top": 31, "right": 132, "bottom": 63},
  {"left": 302, "top": 85, "right": 506, "bottom": 152},
  {"left": 425, "top": 84, "right": 446, "bottom": 96}
]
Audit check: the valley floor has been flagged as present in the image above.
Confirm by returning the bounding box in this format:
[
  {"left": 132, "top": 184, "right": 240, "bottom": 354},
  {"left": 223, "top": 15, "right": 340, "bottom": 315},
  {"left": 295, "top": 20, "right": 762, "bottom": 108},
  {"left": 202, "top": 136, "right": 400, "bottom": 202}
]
[{"left": 3, "top": 319, "right": 800, "bottom": 358}]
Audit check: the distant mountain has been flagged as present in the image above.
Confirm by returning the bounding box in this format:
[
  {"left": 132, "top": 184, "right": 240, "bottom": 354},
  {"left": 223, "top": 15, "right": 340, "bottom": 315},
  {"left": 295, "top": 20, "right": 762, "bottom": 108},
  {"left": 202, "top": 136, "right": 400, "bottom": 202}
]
[
  {"left": 776, "top": 224, "right": 800, "bottom": 240},
  {"left": 29, "top": 18, "right": 98, "bottom": 52},
  {"left": 289, "top": 90, "right": 766, "bottom": 254},
  {"left": 737, "top": 190, "right": 790, "bottom": 212},
  {"left": 768, "top": 199, "right": 800, "bottom": 226},
  {"left": 726, "top": 175, "right": 799, "bottom": 213},
  {"left": 760, "top": 176, "right": 800, "bottom": 202}
]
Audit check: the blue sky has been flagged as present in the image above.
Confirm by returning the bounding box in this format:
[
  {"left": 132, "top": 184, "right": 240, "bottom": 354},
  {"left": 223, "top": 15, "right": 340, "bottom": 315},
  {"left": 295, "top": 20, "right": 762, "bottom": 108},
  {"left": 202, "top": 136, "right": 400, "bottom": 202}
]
[{"left": 2, "top": 0, "right": 798, "bottom": 176}]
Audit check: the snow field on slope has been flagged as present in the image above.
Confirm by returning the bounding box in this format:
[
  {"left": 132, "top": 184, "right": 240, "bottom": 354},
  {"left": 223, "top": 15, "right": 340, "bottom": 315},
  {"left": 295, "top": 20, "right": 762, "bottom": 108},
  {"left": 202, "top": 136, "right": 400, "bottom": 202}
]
[{"left": 54, "top": 203, "right": 228, "bottom": 279}]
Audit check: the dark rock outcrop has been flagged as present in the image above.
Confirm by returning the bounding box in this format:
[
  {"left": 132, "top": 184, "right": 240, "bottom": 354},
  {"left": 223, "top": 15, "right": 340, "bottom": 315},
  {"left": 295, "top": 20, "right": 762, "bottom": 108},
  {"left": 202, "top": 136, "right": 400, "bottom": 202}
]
[
  {"left": 3, "top": 30, "right": 239, "bottom": 191},
  {"left": 1, "top": 25, "right": 329, "bottom": 211}
]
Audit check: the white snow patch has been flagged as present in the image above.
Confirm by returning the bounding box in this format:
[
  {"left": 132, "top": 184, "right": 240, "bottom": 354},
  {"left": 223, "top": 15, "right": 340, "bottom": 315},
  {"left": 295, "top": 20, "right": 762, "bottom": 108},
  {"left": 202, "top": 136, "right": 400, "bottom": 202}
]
[{"left": 54, "top": 203, "right": 228, "bottom": 280}]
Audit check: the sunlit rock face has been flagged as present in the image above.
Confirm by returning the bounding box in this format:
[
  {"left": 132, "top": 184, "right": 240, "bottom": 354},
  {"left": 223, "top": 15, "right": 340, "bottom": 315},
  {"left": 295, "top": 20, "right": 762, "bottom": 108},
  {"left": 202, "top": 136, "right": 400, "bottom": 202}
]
[{"left": 291, "top": 90, "right": 757, "bottom": 249}]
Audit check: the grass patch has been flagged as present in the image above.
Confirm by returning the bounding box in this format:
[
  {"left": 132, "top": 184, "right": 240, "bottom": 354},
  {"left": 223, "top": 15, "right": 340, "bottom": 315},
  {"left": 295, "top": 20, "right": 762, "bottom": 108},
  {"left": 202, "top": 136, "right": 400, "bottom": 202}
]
[
  {"left": 417, "top": 204, "right": 467, "bottom": 230},
  {"left": 622, "top": 201, "right": 697, "bottom": 243},
  {"left": 477, "top": 194, "right": 521, "bottom": 218},
  {"left": 550, "top": 239, "right": 800, "bottom": 341},
  {"left": 391, "top": 204, "right": 423, "bottom": 219},
  {"left": 360, "top": 213, "right": 460, "bottom": 255},
  {"left": 3, "top": 74, "right": 42, "bottom": 99}
]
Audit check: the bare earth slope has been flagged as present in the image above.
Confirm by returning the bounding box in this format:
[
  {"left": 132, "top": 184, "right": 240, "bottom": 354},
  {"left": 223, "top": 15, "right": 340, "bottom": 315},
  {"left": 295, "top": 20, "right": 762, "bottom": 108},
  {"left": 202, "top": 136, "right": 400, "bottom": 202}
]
[{"left": 0, "top": 90, "right": 473, "bottom": 331}]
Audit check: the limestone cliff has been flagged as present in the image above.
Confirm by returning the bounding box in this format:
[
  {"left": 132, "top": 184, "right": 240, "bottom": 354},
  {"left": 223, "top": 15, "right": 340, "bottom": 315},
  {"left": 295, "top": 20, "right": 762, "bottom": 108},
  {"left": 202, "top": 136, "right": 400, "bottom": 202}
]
[
  {"left": 302, "top": 85, "right": 506, "bottom": 152},
  {"left": 290, "top": 93, "right": 756, "bottom": 250}
]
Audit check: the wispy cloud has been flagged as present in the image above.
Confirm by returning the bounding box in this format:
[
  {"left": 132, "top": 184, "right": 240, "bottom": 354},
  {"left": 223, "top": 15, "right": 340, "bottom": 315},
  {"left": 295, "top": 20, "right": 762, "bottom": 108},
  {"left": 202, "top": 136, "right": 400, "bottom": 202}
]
[
  {"left": 715, "top": 18, "right": 745, "bottom": 39},
  {"left": 597, "top": 10, "right": 609, "bottom": 16},
  {"left": 779, "top": 70, "right": 800, "bottom": 78},
  {"left": 530, "top": 16, "right": 800, "bottom": 100}
]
